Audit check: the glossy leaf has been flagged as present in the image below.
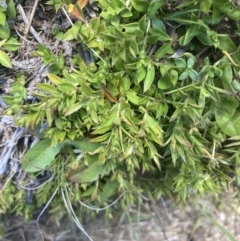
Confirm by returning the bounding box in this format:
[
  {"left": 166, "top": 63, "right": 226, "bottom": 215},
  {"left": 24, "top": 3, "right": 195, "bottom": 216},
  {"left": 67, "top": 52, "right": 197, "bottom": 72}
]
[{"left": 22, "top": 139, "right": 61, "bottom": 172}]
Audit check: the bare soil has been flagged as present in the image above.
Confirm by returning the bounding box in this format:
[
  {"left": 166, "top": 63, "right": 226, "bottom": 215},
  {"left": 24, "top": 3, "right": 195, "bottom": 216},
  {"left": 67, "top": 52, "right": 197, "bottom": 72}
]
[{"left": 1, "top": 192, "right": 240, "bottom": 241}]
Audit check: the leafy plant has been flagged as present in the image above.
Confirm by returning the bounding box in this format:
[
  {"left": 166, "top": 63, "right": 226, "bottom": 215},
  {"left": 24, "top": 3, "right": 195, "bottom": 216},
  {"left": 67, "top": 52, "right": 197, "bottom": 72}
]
[
  {"left": 1, "top": 0, "right": 240, "bottom": 229},
  {"left": 0, "top": 0, "right": 20, "bottom": 68}
]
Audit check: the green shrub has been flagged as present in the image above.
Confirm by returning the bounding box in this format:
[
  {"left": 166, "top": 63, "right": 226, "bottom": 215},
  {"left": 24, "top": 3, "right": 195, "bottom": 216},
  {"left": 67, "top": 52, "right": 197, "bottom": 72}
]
[
  {"left": 1, "top": 0, "right": 240, "bottom": 220},
  {"left": 0, "top": 0, "right": 20, "bottom": 67}
]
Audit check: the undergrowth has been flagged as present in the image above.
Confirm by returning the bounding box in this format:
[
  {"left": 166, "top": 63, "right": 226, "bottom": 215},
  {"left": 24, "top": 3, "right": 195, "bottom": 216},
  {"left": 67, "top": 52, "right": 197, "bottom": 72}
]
[{"left": 1, "top": 0, "right": 240, "bottom": 235}]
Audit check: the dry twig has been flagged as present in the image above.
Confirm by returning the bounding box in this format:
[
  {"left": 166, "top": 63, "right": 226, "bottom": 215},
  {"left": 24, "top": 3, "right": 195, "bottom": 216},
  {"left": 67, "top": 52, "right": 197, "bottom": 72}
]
[
  {"left": 17, "top": 4, "right": 42, "bottom": 44},
  {"left": 24, "top": 0, "right": 40, "bottom": 38}
]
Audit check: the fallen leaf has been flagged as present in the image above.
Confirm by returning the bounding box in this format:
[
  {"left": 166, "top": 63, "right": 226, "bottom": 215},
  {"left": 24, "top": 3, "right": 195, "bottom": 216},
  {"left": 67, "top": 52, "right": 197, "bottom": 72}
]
[
  {"left": 101, "top": 84, "right": 118, "bottom": 103},
  {"left": 77, "top": 0, "right": 88, "bottom": 9},
  {"left": 68, "top": 4, "right": 84, "bottom": 22}
]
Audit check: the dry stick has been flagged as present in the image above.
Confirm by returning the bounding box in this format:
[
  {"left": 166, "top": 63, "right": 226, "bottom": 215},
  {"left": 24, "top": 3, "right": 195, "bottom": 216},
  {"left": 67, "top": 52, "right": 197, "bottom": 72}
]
[
  {"left": 36, "top": 187, "right": 59, "bottom": 241},
  {"left": 24, "top": 0, "right": 39, "bottom": 38},
  {"left": 13, "top": 23, "right": 38, "bottom": 45},
  {"left": 17, "top": 4, "right": 42, "bottom": 44}
]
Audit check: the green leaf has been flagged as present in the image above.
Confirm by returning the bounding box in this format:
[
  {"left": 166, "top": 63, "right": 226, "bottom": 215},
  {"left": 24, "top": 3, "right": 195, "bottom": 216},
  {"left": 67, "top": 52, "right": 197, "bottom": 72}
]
[
  {"left": 220, "top": 96, "right": 239, "bottom": 114},
  {"left": 0, "top": 9, "right": 6, "bottom": 25},
  {"left": 81, "top": 83, "right": 93, "bottom": 96},
  {"left": 147, "top": 34, "right": 161, "bottom": 44},
  {"left": 187, "top": 56, "right": 195, "bottom": 68},
  {"left": 47, "top": 73, "right": 65, "bottom": 85},
  {"left": 218, "top": 36, "right": 237, "bottom": 52},
  {"left": 2, "top": 37, "right": 21, "bottom": 51},
  {"left": 232, "top": 80, "right": 240, "bottom": 92},
  {"left": 179, "top": 71, "right": 188, "bottom": 80},
  {"left": 91, "top": 107, "right": 118, "bottom": 135},
  {"left": 22, "top": 139, "right": 61, "bottom": 172},
  {"left": 200, "top": 0, "right": 212, "bottom": 14},
  {"left": 164, "top": 10, "right": 208, "bottom": 28},
  {"left": 147, "top": 0, "right": 167, "bottom": 18},
  {"left": 138, "top": 14, "right": 146, "bottom": 32},
  {"left": 71, "top": 138, "right": 101, "bottom": 152},
  {"left": 0, "top": 21, "right": 10, "bottom": 39},
  {"left": 130, "top": 0, "right": 149, "bottom": 12},
  {"left": 136, "top": 67, "right": 146, "bottom": 83},
  {"left": 216, "top": 96, "right": 240, "bottom": 136},
  {"left": 64, "top": 102, "right": 84, "bottom": 116},
  {"left": 126, "top": 90, "right": 142, "bottom": 105},
  {"left": 90, "top": 133, "right": 111, "bottom": 142},
  {"left": 154, "top": 41, "right": 173, "bottom": 59},
  {"left": 175, "top": 58, "right": 186, "bottom": 68},
  {"left": 225, "top": 7, "right": 240, "bottom": 21},
  {"left": 120, "top": 8, "right": 133, "bottom": 17},
  {"left": 196, "top": 33, "right": 213, "bottom": 46},
  {"left": 145, "top": 114, "right": 163, "bottom": 144},
  {"left": 90, "top": 17, "right": 100, "bottom": 32},
  {"left": 0, "top": 50, "right": 12, "bottom": 68},
  {"left": 58, "top": 82, "right": 76, "bottom": 93},
  {"left": 150, "top": 28, "right": 172, "bottom": 41},
  {"left": 212, "top": 6, "right": 220, "bottom": 24},
  {"left": 36, "top": 83, "right": 59, "bottom": 93},
  {"left": 55, "top": 31, "right": 63, "bottom": 41},
  {"left": 100, "top": 180, "right": 119, "bottom": 203},
  {"left": 220, "top": 64, "right": 232, "bottom": 91},
  {"left": 143, "top": 65, "right": 155, "bottom": 93},
  {"left": 188, "top": 69, "right": 199, "bottom": 81},
  {"left": 63, "top": 22, "right": 81, "bottom": 41},
  {"left": 158, "top": 75, "right": 171, "bottom": 90},
  {"left": 179, "top": 25, "right": 203, "bottom": 46},
  {"left": 152, "top": 18, "right": 166, "bottom": 31},
  {"left": 170, "top": 69, "right": 178, "bottom": 86},
  {"left": 6, "top": 0, "right": 16, "bottom": 19},
  {"left": 67, "top": 154, "right": 104, "bottom": 183}
]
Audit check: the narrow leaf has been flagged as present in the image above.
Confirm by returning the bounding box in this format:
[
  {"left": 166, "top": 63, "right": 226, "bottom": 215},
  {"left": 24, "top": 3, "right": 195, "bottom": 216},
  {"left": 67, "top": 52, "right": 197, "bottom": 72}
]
[
  {"left": 47, "top": 73, "right": 64, "bottom": 85},
  {"left": 144, "top": 65, "right": 155, "bottom": 93},
  {"left": 64, "top": 102, "right": 84, "bottom": 116}
]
